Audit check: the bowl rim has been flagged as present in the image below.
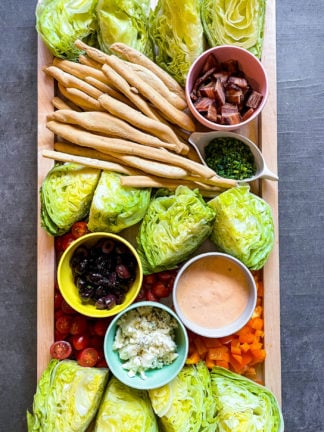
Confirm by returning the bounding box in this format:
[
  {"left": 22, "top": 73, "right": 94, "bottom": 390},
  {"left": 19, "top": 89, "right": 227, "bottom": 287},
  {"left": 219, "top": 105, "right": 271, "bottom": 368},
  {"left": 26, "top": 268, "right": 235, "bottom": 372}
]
[
  {"left": 57, "top": 232, "right": 143, "bottom": 318},
  {"left": 185, "top": 44, "right": 269, "bottom": 131},
  {"left": 172, "top": 252, "right": 257, "bottom": 338},
  {"left": 104, "top": 300, "right": 189, "bottom": 390}
]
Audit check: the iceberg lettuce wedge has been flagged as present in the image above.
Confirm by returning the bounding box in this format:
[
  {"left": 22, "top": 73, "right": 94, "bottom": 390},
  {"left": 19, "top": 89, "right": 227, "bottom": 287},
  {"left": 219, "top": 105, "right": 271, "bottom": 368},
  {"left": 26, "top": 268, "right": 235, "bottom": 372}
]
[
  {"left": 96, "top": 0, "right": 154, "bottom": 58},
  {"left": 210, "top": 367, "right": 284, "bottom": 432},
  {"left": 87, "top": 171, "right": 151, "bottom": 233},
  {"left": 208, "top": 185, "right": 274, "bottom": 270},
  {"left": 149, "top": 0, "right": 205, "bottom": 85},
  {"left": 40, "top": 163, "right": 100, "bottom": 236},
  {"left": 27, "top": 359, "right": 109, "bottom": 432},
  {"left": 201, "top": 0, "right": 266, "bottom": 58},
  {"left": 148, "top": 362, "right": 217, "bottom": 432},
  {"left": 36, "top": 0, "right": 98, "bottom": 60},
  {"left": 94, "top": 376, "right": 159, "bottom": 431},
  {"left": 137, "top": 186, "right": 216, "bottom": 274}
]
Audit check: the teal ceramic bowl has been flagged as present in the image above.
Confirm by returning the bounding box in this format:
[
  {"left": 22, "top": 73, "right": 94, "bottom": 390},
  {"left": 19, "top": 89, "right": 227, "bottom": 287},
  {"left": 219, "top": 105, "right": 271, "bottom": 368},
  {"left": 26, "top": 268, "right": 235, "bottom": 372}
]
[{"left": 104, "top": 301, "right": 189, "bottom": 390}]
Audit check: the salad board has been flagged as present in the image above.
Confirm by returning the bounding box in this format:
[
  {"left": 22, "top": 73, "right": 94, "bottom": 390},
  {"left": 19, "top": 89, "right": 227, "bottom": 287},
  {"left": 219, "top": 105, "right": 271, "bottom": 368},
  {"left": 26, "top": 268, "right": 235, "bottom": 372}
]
[{"left": 36, "top": 0, "right": 281, "bottom": 405}]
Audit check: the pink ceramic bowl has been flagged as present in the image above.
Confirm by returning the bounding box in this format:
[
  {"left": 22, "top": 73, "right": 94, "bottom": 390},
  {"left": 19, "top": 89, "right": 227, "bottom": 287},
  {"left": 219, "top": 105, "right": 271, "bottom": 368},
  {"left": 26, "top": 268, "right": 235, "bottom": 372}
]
[{"left": 185, "top": 45, "right": 268, "bottom": 131}]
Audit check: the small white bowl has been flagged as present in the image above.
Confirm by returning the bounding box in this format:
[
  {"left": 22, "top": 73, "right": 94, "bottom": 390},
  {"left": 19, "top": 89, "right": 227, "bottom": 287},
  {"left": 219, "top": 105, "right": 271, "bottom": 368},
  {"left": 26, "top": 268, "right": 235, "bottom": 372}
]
[
  {"left": 173, "top": 252, "right": 257, "bottom": 338},
  {"left": 189, "top": 131, "right": 278, "bottom": 182}
]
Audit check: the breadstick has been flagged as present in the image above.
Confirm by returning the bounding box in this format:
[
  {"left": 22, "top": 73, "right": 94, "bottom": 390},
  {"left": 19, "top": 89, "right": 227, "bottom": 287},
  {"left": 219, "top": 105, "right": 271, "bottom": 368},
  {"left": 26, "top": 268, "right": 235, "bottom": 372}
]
[
  {"left": 53, "top": 57, "right": 109, "bottom": 85},
  {"left": 42, "top": 149, "right": 140, "bottom": 176},
  {"left": 44, "top": 65, "right": 103, "bottom": 99},
  {"left": 58, "top": 84, "right": 103, "bottom": 111},
  {"left": 78, "top": 54, "right": 102, "bottom": 70},
  {"left": 47, "top": 109, "right": 180, "bottom": 152},
  {"left": 101, "top": 63, "right": 161, "bottom": 121},
  {"left": 46, "top": 121, "right": 219, "bottom": 179},
  {"left": 104, "top": 55, "right": 196, "bottom": 132},
  {"left": 98, "top": 93, "right": 184, "bottom": 148},
  {"left": 109, "top": 42, "right": 185, "bottom": 101},
  {"left": 51, "top": 96, "right": 80, "bottom": 111},
  {"left": 83, "top": 76, "right": 131, "bottom": 105}
]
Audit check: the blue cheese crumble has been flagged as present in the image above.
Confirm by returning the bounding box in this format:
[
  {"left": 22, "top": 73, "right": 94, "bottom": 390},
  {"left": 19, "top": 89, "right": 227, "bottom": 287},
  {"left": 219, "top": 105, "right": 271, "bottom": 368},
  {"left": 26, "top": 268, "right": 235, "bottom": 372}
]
[{"left": 113, "top": 306, "right": 179, "bottom": 379}]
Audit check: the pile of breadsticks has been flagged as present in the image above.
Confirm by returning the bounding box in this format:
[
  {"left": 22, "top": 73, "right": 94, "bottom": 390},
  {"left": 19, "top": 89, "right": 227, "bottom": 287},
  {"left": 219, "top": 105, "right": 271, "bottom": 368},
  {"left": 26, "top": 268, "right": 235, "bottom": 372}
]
[{"left": 42, "top": 39, "right": 237, "bottom": 195}]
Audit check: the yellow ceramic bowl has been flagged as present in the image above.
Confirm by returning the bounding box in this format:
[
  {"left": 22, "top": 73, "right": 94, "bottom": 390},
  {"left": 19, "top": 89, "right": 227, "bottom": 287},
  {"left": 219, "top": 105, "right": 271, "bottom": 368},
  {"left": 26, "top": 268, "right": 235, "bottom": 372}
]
[{"left": 57, "top": 232, "right": 143, "bottom": 318}]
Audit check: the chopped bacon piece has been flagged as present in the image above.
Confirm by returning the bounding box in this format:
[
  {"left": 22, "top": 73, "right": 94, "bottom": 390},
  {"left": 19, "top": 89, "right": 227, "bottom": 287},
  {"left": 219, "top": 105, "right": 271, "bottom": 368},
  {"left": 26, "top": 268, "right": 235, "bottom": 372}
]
[
  {"left": 200, "top": 82, "right": 216, "bottom": 98},
  {"left": 246, "top": 90, "right": 263, "bottom": 109},
  {"left": 221, "top": 103, "right": 239, "bottom": 114},
  {"left": 221, "top": 111, "right": 242, "bottom": 125},
  {"left": 213, "top": 72, "right": 229, "bottom": 85},
  {"left": 222, "top": 59, "right": 239, "bottom": 74},
  {"left": 214, "top": 78, "right": 226, "bottom": 106},
  {"left": 206, "top": 103, "right": 218, "bottom": 122},
  {"left": 192, "top": 67, "right": 217, "bottom": 94},
  {"left": 225, "top": 88, "right": 244, "bottom": 105},
  {"left": 228, "top": 76, "right": 248, "bottom": 89},
  {"left": 241, "top": 108, "right": 255, "bottom": 121},
  {"left": 201, "top": 54, "right": 220, "bottom": 73},
  {"left": 194, "top": 97, "right": 213, "bottom": 112}
]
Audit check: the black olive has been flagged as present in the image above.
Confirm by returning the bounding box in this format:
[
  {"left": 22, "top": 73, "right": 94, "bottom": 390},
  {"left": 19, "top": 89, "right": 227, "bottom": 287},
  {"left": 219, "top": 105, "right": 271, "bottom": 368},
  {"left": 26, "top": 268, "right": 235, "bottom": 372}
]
[
  {"left": 115, "top": 264, "right": 131, "bottom": 279},
  {"left": 101, "top": 239, "right": 115, "bottom": 254},
  {"left": 95, "top": 294, "right": 117, "bottom": 310}
]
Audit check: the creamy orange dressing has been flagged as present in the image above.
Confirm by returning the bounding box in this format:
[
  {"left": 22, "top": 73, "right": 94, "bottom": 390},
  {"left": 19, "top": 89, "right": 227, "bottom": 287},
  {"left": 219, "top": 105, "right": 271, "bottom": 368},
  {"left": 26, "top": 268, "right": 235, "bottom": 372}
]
[{"left": 176, "top": 256, "right": 250, "bottom": 329}]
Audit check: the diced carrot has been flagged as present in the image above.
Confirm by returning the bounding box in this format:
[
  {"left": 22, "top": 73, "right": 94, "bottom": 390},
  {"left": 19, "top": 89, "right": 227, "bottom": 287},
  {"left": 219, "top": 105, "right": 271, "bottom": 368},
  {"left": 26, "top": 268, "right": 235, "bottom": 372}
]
[
  {"left": 240, "top": 342, "right": 251, "bottom": 353},
  {"left": 251, "top": 348, "right": 266, "bottom": 364},
  {"left": 205, "top": 358, "right": 216, "bottom": 369},
  {"left": 250, "top": 317, "right": 264, "bottom": 330},
  {"left": 256, "top": 280, "right": 264, "bottom": 297},
  {"left": 250, "top": 342, "right": 263, "bottom": 352},
  {"left": 193, "top": 336, "right": 208, "bottom": 357},
  {"left": 218, "top": 335, "right": 233, "bottom": 345},
  {"left": 186, "top": 351, "right": 200, "bottom": 365},
  {"left": 245, "top": 367, "right": 257, "bottom": 380},
  {"left": 241, "top": 351, "right": 253, "bottom": 366},
  {"left": 230, "top": 338, "right": 241, "bottom": 355},
  {"left": 238, "top": 327, "right": 255, "bottom": 344},
  {"left": 207, "top": 346, "right": 230, "bottom": 362},
  {"left": 255, "top": 330, "right": 264, "bottom": 339},
  {"left": 202, "top": 337, "right": 223, "bottom": 348},
  {"left": 215, "top": 360, "right": 229, "bottom": 369},
  {"left": 252, "top": 305, "right": 263, "bottom": 318},
  {"left": 232, "top": 354, "right": 243, "bottom": 365},
  {"left": 229, "top": 354, "right": 245, "bottom": 373}
]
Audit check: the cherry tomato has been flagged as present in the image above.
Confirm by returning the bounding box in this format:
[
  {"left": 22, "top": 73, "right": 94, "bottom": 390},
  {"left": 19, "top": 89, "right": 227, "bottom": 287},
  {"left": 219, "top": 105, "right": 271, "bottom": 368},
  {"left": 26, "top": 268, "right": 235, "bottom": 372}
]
[
  {"left": 152, "top": 281, "right": 170, "bottom": 299},
  {"left": 96, "top": 358, "right": 108, "bottom": 368},
  {"left": 77, "top": 347, "right": 99, "bottom": 367},
  {"left": 72, "top": 334, "right": 90, "bottom": 351},
  {"left": 135, "top": 287, "right": 146, "bottom": 301},
  {"left": 61, "top": 299, "right": 76, "bottom": 315},
  {"left": 70, "top": 316, "right": 88, "bottom": 335},
  {"left": 54, "top": 290, "right": 63, "bottom": 310},
  {"left": 157, "top": 271, "right": 173, "bottom": 282},
  {"left": 60, "top": 233, "right": 75, "bottom": 251},
  {"left": 89, "top": 335, "right": 104, "bottom": 350},
  {"left": 50, "top": 340, "right": 72, "bottom": 360},
  {"left": 93, "top": 319, "right": 111, "bottom": 337},
  {"left": 146, "top": 289, "right": 158, "bottom": 302},
  {"left": 71, "top": 221, "right": 89, "bottom": 239},
  {"left": 143, "top": 274, "right": 157, "bottom": 285},
  {"left": 55, "top": 315, "right": 73, "bottom": 334},
  {"left": 54, "top": 329, "right": 69, "bottom": 341}
]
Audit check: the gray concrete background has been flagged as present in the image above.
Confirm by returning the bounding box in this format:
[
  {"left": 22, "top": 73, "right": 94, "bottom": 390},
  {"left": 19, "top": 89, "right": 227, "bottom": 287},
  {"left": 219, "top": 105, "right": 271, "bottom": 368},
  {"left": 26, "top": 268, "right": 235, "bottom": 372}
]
[{"left": 0, "top": 1, "right": 323, "bottom": 430}]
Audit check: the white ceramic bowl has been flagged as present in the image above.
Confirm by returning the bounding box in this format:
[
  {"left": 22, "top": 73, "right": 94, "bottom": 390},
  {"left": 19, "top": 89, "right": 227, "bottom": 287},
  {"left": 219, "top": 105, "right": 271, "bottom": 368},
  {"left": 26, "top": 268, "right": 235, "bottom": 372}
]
[{"left": 173, "top": 252, "right": 257, "bottom": 338}]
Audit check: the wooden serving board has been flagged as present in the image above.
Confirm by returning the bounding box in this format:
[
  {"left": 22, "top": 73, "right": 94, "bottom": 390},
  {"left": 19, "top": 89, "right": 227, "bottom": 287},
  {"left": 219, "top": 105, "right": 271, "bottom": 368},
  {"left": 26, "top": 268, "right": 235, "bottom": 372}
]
[{"left": 36, "top": 0, "right": 281, "bottom": 403}]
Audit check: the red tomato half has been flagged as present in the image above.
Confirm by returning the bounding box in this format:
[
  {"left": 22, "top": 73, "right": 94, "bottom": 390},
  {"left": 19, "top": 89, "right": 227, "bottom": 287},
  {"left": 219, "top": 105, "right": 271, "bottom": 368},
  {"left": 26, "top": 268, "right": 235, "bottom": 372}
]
[
  {"left": 93, "top": 319, "right": 111, "bottom": 337},
  {"left": 55, "top": 315, "right": 73, "bottom": 334},
  {"left": 60, "top": 233, "right": 75, "bottom": 251},
  {"left": 77, "top": 347, "right": 99, "bottom": 367},
  {"left": 71, "top": 221, "right": 89, "bottom": 239},
  {"left": 50, "top": 340, "right": 72, "bottom": 360},
  {"left": 152, "top": 281, "right": 170, "bottom": 299}
]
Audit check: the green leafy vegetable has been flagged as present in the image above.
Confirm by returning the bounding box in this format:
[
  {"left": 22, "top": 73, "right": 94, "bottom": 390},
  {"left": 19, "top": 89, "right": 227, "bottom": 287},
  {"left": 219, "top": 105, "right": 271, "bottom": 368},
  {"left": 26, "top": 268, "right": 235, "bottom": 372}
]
[
  {"left": 87, "top": 171, "right": 151, "bottom": 233},
  {"left": 94, "top": 376, "right": 159, "bottom": 431},
  {"left": 205, "top": 137, "right": 256, "bottom": 180},
  {"left": 210, "top": 367, "right": 284, "bottom": 432},
  {"left": 27, "top": 359, "right": 109, "bottom": 432},
  {"left": 208, "top": 185, "right": 274, "bottom": 270},
  {"left": 201, "top": 0, "right": 266, "bottom": 58},
  {"left": 148, "top": 362, "right": 217, "bottom": 432},
  {"left": 40, "top": 163, "right": 100, "bottom": 236},
  {"left": 35, "top": 0, "right": 99, "bottom": 61},
  {"left": 96, "top": 0, "right": 154, "bottom": 58},
  {"left": 137, "top": 186, "right": 216, "bottom": 274},
  {"left": 149, "top": 0, "right": 205, "bottom": 85}
]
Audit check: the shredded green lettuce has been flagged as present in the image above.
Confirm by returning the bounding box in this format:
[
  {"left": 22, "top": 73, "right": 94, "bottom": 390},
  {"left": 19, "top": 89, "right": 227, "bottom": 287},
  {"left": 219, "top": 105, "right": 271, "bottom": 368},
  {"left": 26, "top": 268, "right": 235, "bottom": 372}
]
[
  {"left": 149, "top": 0, "right": 205, "bottom": 85},
  {"left": 40, "top": 163, "right": 100, "bottom": 236},
  {"left": 94, "top": 376, "right": 159, "bottom": 431},
  {"left": 87, "top": 171, "right": 151, "bottom": 233},
  {"left": 210, "top": 367, "right": 284, "bottom": 432},
  {"left": 27, "top": 359, "right": 109, "bottom": 432},
  {"left": 35, "top": 0, "right": 99, "bottom": 60},
  {"left": 201, "top": 0, "right": 266, "bottom": 58},
  {"left": 208, "top": 185, "right": 274, "bottom": 270},
  {"left": 96, "top": 0, "right": 154, "bottom": 58},
  {"left": 137, "top": 186, "right": 216, "bottom": 274}
]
